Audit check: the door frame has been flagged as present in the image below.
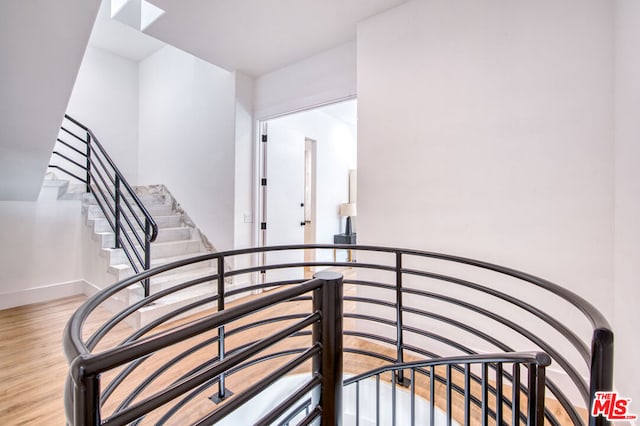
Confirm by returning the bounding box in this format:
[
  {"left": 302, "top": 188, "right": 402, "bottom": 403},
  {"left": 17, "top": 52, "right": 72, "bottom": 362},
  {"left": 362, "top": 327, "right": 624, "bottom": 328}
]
[{"left": 252, "top": 95, "right": 357, "bottom": 280}]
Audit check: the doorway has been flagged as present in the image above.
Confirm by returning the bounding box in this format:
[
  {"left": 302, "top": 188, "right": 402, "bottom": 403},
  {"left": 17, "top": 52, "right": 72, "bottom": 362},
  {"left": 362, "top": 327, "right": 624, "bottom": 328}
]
[
  {"left": 257, "top": 99, "right": 357, "bottom": 282},
  {"left": 303, "top": 138, "right": 317, "bottom": 273}
]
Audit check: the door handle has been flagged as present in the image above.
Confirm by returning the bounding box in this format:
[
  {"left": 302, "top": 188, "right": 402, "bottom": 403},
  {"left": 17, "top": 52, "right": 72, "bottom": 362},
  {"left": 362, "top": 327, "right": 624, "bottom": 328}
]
[{"left": 300, "top": 222, "right": 306, "bottom": 226}]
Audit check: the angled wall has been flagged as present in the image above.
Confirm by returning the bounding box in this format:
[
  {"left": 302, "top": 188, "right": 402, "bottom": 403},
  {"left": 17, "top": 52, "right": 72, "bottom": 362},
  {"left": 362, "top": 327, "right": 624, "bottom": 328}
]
[
  {"left": 65, "top": 46, "right": 140, "bottom": 184},
  {"left": 0, "top": 0, "right": 100, "bottom": 200},
  {"left": 138, "top": 45, "right": 236, "bottom": 250}
]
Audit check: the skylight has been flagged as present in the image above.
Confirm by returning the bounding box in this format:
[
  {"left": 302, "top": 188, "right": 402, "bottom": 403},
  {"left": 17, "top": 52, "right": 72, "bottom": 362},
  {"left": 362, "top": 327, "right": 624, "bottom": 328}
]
[{"left": 110, "top": 0, "right": 165, "bottom": 32}]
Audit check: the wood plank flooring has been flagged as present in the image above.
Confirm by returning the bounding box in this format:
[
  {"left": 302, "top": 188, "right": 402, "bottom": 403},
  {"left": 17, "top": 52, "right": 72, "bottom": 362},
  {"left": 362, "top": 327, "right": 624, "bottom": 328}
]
[{"left": 0, "top": 271, "right": 585, "bottom": 425}]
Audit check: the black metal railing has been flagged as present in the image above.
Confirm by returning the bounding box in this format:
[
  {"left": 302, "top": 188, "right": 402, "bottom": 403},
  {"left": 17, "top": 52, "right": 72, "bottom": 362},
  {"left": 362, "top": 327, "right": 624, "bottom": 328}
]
[
  {"left": 343, "top": 352, "right": 551, "bottom": 425},
  {"left": 49, "top": 114, "right": 158, "bottom": 295},
  {"left": 66, "top": 271, "right": 343, "bottom": 425},
  {"left": 64, "top": 245, "right": 614, "bottom": 425}
]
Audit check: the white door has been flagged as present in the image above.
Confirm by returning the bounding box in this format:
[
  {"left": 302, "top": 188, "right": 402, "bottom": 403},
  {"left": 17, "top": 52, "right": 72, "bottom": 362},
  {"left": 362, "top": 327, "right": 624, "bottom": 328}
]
[{"left": 264, "top": 120, "right": 306, "bottom": 283}]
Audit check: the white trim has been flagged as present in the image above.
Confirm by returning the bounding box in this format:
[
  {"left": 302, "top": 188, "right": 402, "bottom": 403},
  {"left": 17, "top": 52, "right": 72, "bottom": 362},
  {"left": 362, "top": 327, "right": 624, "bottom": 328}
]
[
  {"left": 0, "top": 279, "right": 87, "bottom": 310},
  {"left": 82, "top": 280, "right": 103, "bottom": 297},
  {"left": 255, "top": 93, "right": 357, "bottom": 122},
  {"left": 253, "top": 94, "right": 358, "bottom": 247}
]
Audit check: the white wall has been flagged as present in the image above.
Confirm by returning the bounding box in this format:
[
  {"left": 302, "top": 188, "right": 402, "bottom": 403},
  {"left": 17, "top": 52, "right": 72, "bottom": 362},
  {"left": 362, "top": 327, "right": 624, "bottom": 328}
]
[
  {"left": 138, "top": 45, "right": 236, "bottom": 250},
  {"left": 267, "top": 105, "right": 357, "bottom": 261},
  {"left": 254, "top": 41, "right": 357, "bottom": 120},
  {"left": 64, "top": 46, "right": 140, "bottom": 183},
  {"left": 0, "top": 0, "right": 99, "bottom": 201},
  {"left": 613, "top": 0, "right": 640, "bottom": 406},
  {"left": 357, "top": 0, "right": 614, "bottom": 403},
  {"left": 0, "top": 199, "right": 83, "bottom": 309},
  {"left": 232, "top": 72, "right": 256, "bottom": 281},
  {"left": 234, "top": 72, "right": 255, "bottom": 251},
  {"left": 358, "top": 0, "right": 613, "bottom": 315}
]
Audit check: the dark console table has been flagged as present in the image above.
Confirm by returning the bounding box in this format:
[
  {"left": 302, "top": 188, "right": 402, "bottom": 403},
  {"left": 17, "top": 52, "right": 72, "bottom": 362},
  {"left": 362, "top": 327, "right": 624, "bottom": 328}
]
[{"left": 333, "top": 233, "right": 356, "bottom": 262}]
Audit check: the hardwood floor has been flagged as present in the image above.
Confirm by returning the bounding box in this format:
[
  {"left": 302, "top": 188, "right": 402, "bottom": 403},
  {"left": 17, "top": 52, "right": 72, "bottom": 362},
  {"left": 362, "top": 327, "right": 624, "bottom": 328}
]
[
  {"left": 0, "top": 270, "right": 585, "bottom": 425},
  {"left": 0, "top": 296, "right": 90, "bottom": 425}
]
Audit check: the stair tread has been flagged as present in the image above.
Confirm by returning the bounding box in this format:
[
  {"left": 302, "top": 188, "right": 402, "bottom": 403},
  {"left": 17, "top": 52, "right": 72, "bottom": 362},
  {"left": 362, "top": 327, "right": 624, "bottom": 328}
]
[
  {"left": 91, "top": 213, "right": 182, "bottom": 220},
  {"left": 146, "top": 265, "right": 217, "bottom": 285},
  {"left": 42, "top": 179, "right": 69, "bottom": 187},
  {"left": 151, "top": 251, "right": 212, "bottom": 266},
  {"left": 139, "top": 285, "right": 215, "bottom": 310},
  {"left": 95, "top": 226, "right": 191, "bottom": 236},
  {"left": 111, "top": 251, "right": 213, "bottom": 270},
  {"left": 101, "top": 239, "right": 200, "bottom": 250}
]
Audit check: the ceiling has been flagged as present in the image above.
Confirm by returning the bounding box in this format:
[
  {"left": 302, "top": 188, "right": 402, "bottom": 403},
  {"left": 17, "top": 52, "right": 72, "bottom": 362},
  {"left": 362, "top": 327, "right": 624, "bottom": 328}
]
[
  {"left": 142, "top": 0, "right": 409, "bottom": 76},
  {"left": 89, "top": 0, "right": 165, "bottom": 62}
]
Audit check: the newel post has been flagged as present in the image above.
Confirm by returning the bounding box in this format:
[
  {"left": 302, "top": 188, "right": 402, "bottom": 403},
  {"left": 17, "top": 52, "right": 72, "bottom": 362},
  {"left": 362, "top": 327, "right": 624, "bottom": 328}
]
[
  {"left": 313, "top": 271, "right": 344, "bottom": 425},
  {"left": 70, "top": 355, "right": 100, "bottom": 426},
  {"left": 589, "top": 328, "right": 614, "bottom": 426}
]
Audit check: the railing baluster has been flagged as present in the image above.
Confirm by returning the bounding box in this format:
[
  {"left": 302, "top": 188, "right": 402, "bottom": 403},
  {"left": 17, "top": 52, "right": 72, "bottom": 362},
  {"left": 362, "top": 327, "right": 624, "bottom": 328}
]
[
  {"left": 410, "top": 369, "right": 415, "bottom": 426},
  {"left": 496, "top": 362, "right": 503, "bottom": 425},
  {"left": 527, "top": 364, "right": 537, "bottom": 426},
  {"left": 356, "top": 381, "right": 360, "bottom": 426},
  {"left": 482, "top": 362, "right": 488, "bottom": 426},
  {"left": 430, "top": 365, "right": 435, "bottom": 426},
  {"left": 512, "top": 363, "right": 521, "bottom": 426},
  {"left": 85, "top": 131, "right": 91, "bottom": 193},
  {"left": 215, "top": 255, "right": 227, "bottom": 402},
  {"left": 464, "top": 363, "right": 471, "bottom": 426},
  {"left": 395, "top": 251, "right": 407, "bottom": 385},
  {"left": 391, "top": 370, "right": 397, "bottom": 426},
  {"left": 143, "top": 219, "right": 151, "bottom": 297},
  {"left": 446, "top": 364, "right": 452, "bottom": 426},
  {"left": 114, "top": 175, "right": 121, "bottom": 249},
  {"left": 535, "top": 363, "right": 547, "bottom": 425},
  {"left": 376, "top": 374, "right": 380, "bottom": 426}
]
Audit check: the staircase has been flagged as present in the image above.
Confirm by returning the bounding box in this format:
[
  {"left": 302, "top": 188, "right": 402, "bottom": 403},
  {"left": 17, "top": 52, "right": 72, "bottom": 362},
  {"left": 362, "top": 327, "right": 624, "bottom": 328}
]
[
  {"left": 81, "top": 185, "right": 218, "bottom": 327},
  {"left": 46, "top": 114, "right": 221, "bottom": 328}
]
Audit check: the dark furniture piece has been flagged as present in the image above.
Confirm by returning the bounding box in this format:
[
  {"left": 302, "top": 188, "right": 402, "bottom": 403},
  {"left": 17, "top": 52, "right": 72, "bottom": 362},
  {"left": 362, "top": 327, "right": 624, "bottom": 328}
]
[{"left": 333, "top": 233, "right": 356, "bottom": 261}]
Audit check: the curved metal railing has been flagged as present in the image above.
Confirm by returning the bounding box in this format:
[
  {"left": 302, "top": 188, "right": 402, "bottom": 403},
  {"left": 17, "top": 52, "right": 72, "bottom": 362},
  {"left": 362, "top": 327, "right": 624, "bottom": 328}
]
[
  {"left": 64, "top": 244, "right": 613, "bottom": 425},
  {"left": 343, "top": 352, "right": 552, "bottom": 425},
  {"left": 50, "top": 114, "right": 158, "bottom": 295}
]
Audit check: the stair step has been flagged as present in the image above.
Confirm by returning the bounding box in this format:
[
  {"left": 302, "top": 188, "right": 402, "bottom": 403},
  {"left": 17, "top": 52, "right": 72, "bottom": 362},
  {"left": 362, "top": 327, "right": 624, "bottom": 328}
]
[
  {"left": 101, "top": 239, "right": 203, "bottom": 265},
  {"left": 100, "top": 283, "right": 217, "bottom": 329},
  {"left": 95, "top": 227, "right": 192, "bottom": 248},
  {"left": 91, "top": 214, "right": 183, "bottom": 232},
  {"left": 82, "top": 192, "right": 168, "bottom": 206},
  {"left": 108, "top": 252, "right": 214, "bottom": 281},
  {"left": 86, "top": 203, "right": 174, "bottom": 220},
  {"left": 76, "top": 182, "right": 221, "bottom": 329},
  {"left": 118, "top": 266, "right": 218, "bottom": 304},
  {"left": 39, "top": 179, "right": 69, "bottom": 200},
  {"left": 136, "top": 285, "right": 218, "bottom": 327}
]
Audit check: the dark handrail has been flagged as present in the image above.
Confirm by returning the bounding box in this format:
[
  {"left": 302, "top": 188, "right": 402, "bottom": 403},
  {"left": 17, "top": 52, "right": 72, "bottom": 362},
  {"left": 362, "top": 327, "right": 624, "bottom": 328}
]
[
  {"left": 49, "top": 114, "right": 158, "bottom": 296},
  {"left": 63, "top": 114, "right": 158, "bottom": 242},
  {"left": 68, "top": 274, "right": 344, "bottom": 426}
]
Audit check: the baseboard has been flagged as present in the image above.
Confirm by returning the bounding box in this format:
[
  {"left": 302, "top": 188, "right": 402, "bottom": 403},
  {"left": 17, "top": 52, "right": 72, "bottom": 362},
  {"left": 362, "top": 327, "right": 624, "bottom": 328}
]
[
  {"left": 81, "top": 280, "right": 103, "bottom": 297},
  {"left": 0, "top": 280, "right": 88, "bottom": 310}
]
